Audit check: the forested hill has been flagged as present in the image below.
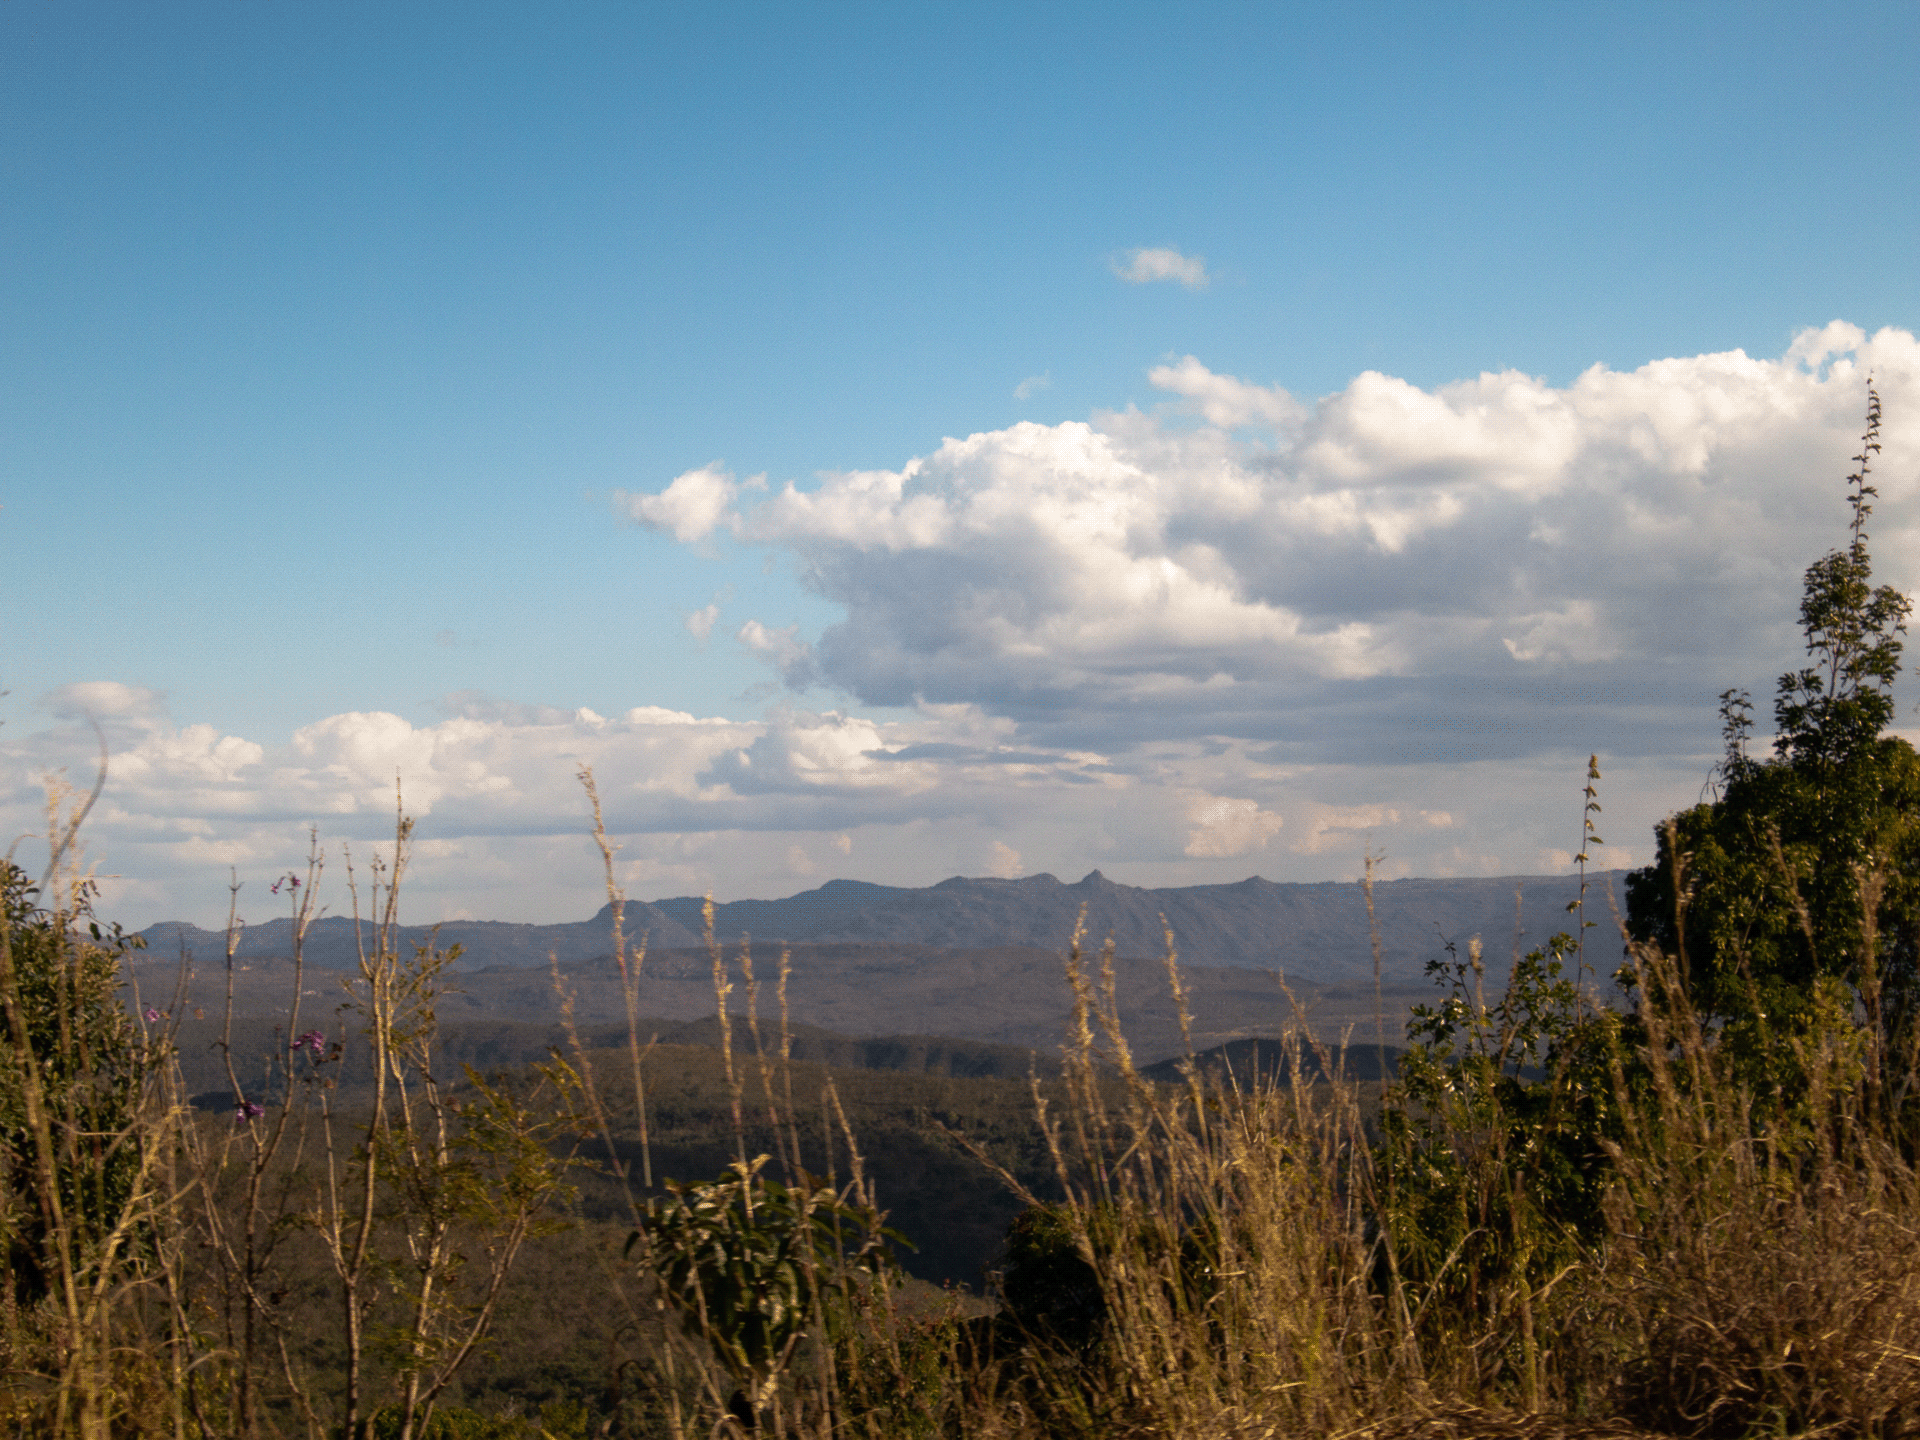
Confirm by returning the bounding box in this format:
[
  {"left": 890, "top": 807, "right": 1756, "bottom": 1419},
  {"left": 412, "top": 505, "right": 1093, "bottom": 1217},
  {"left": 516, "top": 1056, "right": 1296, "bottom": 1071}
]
[{"left": 138, "top": 869, "right": 1624, "bottom": 985}]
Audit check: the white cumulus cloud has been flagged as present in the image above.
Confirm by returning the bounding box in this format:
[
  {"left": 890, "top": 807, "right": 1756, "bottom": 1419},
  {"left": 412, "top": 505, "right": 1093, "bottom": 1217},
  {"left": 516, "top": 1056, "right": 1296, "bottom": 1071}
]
[
  {"left": 42, "top": 681, "right": 167, "bottom": 722},
  {"left": 616, "top": 464, "right": 758, "bottom": 543},
  {"left": 1149, "top": 355, "right": 1304, "bottom": 428},
  {"left": 686, "top": 601, "right": 722, "bottom": 643},
  {"left": 1115, "top": 247, "right": 1210, "bottom": 288},
  {"left": 638, "top": 323, "right": 1920, "bottom": 777},
  {"left": 1184, "top": 795, "right": 1284, "bottom": 857}
]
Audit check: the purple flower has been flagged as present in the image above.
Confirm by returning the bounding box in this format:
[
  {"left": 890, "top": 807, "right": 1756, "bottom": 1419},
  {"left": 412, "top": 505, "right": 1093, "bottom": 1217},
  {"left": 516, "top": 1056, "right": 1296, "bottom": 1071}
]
[
  {"left": 235, "top": 1100, "right": 265, "bottom": 1125},
  {"left": 291, "top": 1030, "right": 326, "bottom": 1053},
  {"left": 143, "top": 1007, "right": 162, "bottom": 1024}
]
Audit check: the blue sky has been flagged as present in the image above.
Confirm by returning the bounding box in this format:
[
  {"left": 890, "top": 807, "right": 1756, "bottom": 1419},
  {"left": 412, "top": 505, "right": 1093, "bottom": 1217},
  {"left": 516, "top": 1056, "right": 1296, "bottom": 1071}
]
[{"left": 6, "top": 2, "right": 1920, "bottom": 924}]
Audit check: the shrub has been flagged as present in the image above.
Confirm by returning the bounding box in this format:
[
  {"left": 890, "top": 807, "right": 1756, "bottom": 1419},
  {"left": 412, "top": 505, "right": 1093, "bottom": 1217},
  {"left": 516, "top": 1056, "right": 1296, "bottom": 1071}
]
[
  {"left": 629, "top": 1152, "right": 905, "bottom": 1430},
  {"left": 1380, "top": 926, "right": 1624, "bottom": 1409},
  {"left": 0, "top": 858, "right": 153, "bottom": 1308}
]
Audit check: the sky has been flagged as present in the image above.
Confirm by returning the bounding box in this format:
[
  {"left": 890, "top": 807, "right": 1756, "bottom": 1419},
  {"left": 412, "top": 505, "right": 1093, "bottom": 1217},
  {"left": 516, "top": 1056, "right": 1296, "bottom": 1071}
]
[{"left": 5, "top": 1, "right": 1920, "bottom": 927}]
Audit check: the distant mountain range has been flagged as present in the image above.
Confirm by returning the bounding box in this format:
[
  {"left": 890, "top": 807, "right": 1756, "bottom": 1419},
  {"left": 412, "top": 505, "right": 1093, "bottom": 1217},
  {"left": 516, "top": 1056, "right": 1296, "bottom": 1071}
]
[{"left": 137, "top": 868, "right": 1628, "bottom": 986}]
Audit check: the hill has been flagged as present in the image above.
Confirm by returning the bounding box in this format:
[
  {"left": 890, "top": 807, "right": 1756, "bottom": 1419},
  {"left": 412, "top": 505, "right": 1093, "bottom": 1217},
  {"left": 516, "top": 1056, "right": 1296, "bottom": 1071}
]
[
  {"left": 135, "top": 939, "right": 1421, "bottom": 1070},
  {"left": 137, "top": 868, "right": 1625, "bottom": 984}
]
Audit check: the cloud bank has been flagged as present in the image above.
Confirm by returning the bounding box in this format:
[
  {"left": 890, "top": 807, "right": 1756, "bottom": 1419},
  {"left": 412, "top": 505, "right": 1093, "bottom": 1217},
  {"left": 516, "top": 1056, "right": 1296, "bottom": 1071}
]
[
  {"left": 5, "top": 688, "right": 1673, "bottom": 927},
  {"left": 14, "top": 324, "right": 1918, "bottom": 924},
  {"left": 652, "top": 323, "right": 1920, "bottom": 770}
]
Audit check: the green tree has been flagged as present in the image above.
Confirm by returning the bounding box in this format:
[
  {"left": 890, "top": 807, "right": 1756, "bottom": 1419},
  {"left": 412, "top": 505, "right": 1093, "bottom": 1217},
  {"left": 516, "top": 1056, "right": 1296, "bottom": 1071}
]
[{"left": 1626, "top": 384, "right": 1920, "bottom": 1065}]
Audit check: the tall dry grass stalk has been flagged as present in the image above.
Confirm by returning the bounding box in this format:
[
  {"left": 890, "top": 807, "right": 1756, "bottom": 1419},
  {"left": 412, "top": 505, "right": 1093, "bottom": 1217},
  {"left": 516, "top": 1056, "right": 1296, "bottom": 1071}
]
[
  {"left": 940, "top": 918, "right": 1427, "bottom": 1439},
  {"left": 173, "top": 837, "right": 328, "bottom": 1440},
  {"left": 561, "top": 767, "right": 941, "bottom": 1439},
  {"left": 947, "top": 881, "right": 1920, "bottom": 1439},
  {"left": 1594, "top": 942, "right": 1920, "bottom": 1437}
]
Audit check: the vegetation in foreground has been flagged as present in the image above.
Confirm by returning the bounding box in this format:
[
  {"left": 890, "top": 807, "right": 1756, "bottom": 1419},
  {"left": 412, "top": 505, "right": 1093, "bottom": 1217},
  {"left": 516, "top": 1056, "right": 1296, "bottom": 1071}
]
[{"left": 7, "top": 388, "right": 1920, "bottom": 1437}]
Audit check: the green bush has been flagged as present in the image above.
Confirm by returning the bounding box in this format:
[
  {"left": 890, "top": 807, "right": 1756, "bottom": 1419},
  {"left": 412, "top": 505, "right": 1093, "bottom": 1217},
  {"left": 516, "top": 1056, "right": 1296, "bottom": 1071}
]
[
  {"left": 997, "top": 1203, "right": 1107, "bottom": 1354},
  {"left": 0, "top": 858, "right": 153, "bottom": 1307},
  {"left": 630, "top": 1153, "right": 905, "bottom": 1426},
  {"left": 1379, "top": 926, "right": 1623, "bottom": 1405}
]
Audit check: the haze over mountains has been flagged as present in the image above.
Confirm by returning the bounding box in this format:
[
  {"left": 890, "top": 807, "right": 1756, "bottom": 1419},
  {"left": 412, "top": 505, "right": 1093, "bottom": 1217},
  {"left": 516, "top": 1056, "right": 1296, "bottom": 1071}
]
[{"left": 138, "top": 868, "right": 1626, "bottom": 986}]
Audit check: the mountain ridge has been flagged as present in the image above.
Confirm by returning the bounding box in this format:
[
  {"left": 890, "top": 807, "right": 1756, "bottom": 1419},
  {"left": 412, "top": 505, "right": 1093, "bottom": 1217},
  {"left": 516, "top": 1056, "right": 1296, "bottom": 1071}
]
[{"left": 135, "top": 868, "right": 1627, "bottom": 985}]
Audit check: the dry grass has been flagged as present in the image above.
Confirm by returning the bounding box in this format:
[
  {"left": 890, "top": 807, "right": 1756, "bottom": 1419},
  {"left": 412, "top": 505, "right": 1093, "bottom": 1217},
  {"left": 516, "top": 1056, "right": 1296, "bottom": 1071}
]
[{"left": 1588, "top": 958, "right": 1920, "bottom": 1438}]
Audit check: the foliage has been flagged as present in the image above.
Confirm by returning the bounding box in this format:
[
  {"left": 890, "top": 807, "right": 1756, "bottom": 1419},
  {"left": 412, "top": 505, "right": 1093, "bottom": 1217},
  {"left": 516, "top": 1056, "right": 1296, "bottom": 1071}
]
[
  {"left": 1626, "top": 384, "right": 1920, "bottom": 1065},
  {"left": 996, "top": 1202, "right": 1108, "bottom": 1355},
  {"left": 0, "top": 859, "right": 154, "bottom": 1307},
  {"left": 629, "top": 1153, "right": 904, "bottom": 1420},
  {"left": 1380, "top": 926, "right": 1622, "bottom": 1403},
  {"left": 824, "top": 1277, "right": 989, "bottom": 1440},
  {"left": 0, "top": 770, "right": 189, "bottom": 1439},
  {"left": 576, "top": 1039, "right": 1052, "bottom": 1288}
]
